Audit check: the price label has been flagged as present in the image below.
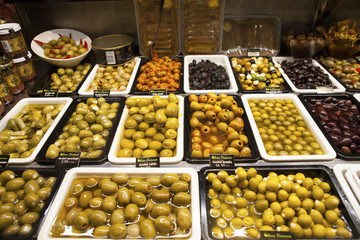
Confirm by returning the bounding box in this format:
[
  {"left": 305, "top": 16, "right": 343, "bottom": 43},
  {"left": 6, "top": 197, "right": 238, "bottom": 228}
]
[
  {"left": 316, "top": 86, "right": 334, "bottom": 94},
  {"left": 94, "top": 90, "right": 110, "bottom": 98},
  {"left": 265, "top": 86, "right": 282, "bottom": 94},
  {"left": 0, "top": 155, "right": 9, "bottom": 168},
  {"left": 247, "top": 49, "right": 261, "bottom": 57},
  {"left": 209, "top": 154, "right": 234, "bottom": 167},
  {"left": 136, "top": 157, "right": 160, "bottom": 168},
  {"left": 43, "top": 89, "right": 58, "bottom": 97},
  {"left": 260, "top": 231, "right": 294, "bottom": 240},
  {"left": 149, "top": 89, "right": 167, "bottom": 96},
  {"left": 55, "top": 152, "right": 81, "bottom": 170}
]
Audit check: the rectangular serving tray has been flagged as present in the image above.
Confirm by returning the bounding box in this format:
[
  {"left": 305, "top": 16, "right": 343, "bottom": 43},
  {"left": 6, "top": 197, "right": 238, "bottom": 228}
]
[
  {"left": 36, "top": 97, "right": 124, "bottom": 165},
  {"left": 38, "top": 167, "right": 201, "bottom": 240},
  {"left": 241, "top": 93, "right": 336, "bottom": 161},
  {"left": 183, "top": 94, "right": 259, "bottom": 164},
  {"left": 108, "top": 95, "right": 184, "bottom": 164},
  {"left": 183, "top": 55, "right": 238, "bottom": 94},
  {"left": 78, "top": 57, "right": 141, "bottom": 96},
  {"left": 273, "top": 57, "right": 346, "bottom": 93},
  {"left": 0, "top": 97, "right": 72, "bottom": 164},
  {"left": 200, "top": 165, "right": 360, "bottom": 240}
]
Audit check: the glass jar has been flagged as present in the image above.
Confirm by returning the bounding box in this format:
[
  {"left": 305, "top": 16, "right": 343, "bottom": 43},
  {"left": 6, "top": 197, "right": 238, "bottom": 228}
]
[
  {"left": 12, "top": 51, "right": 37, "bottom": 83},
  {"left": 0, "top": 59, "right": 24, "bottom": 94},
  {"left": 0, "top": 97, "right": 5, "bottom": 115},
  {"left": 0, "top": 74, "right": 13, "bottom": 105},
  {"left": 0, "top": 23, "right": 28, "bottom": 58}
]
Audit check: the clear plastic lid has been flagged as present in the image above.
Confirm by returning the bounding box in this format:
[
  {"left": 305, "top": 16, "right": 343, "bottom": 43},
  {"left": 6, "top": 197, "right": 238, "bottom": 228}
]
[
  {"left": 222, "top": 15, "right": 281, "bottom": 57},
  {"left": 134, "top": 0, "right": 180, "bottom": 57}
]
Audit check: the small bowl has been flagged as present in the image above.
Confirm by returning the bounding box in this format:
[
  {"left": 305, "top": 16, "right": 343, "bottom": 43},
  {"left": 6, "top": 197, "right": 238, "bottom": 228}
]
[{"left": 31, "top": 29, "right": 92, "bottom": 67}]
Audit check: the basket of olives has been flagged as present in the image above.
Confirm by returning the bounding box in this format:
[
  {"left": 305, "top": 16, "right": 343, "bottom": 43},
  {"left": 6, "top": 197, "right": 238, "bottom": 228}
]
[
  {"left": 36, "top": 97, "right": 124, "bottom": 165},
  {"left": 0, "top": 97, "right": 72, "bottom": 164},
  {"left": 37, "top": 167, "right": 201, "bottom": 240},
  {"left": 199, "top": 166, "right": 359, "bottom": 239},
  {"left": 109, "top": 94, "right": 184, "bottom": 164},
  {"left": 31, "top": 29, "right": 92, "bottom": 68},
  {"left": 0, "top": 168, "right": 63, "bottom": 239},
  {"left": 241, "top": 94, "right": 336, "bottom": 161},
  {"left": 184, "top": 93, "right": 259, "bottom": 163}
]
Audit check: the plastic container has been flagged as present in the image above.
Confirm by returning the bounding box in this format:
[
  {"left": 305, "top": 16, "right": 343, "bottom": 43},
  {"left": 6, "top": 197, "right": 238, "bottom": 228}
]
[
  {"left": 181, "top": 0, "right": 224, "bottom": 55},
  {"left": 38, "top": 167, "right": 201, "bottom": 240},
  {"left": 282, "top": 33, "right": 326, "bottom": 58},
  {"left": 0, "top": 58, "right": 24, "bottom": 94},
  {"left": 109, "top": 95, "right": 184, "bottom": 164},
  {"left": 28, "top": 62, "right": 93, "bottom": 97},
  {"left": 12, "top": 51, "right": 37, "bottom": 83},
  {"left": 0, "top": 168, "right": 63, "bottom": 240},
  {"left": 334, "top": 164, "right": 360, "bottom": 219},
  {"left": 222, "top": 15, "right": 281, "bottom": 57},
  {"left": 299, "top": 93, "right": 360, "bottom": 160},
  {"left": 134, "top": 0, "right": 180, "bottom": 57},
  {"left": 184, "top": 94, "right": 259, "bottom": 163},
  {"left": 78, "top": 57, "right": 141, "bottom": 96},
  {"left": 92, "top": 34, "right": 134, "bottom": 65},
  {"left": 130, "top": 56, "right": 184, "bottom": 95},
  {"left": 0, "top": 23, "right": 28, "bottom": 58},
  {"left": 0, "top": 97, "right": 72, "bottom": 164},
  {"left": 183, "top": 55, "right": 238, "bottom": 94},
  {"left": 36, "top": 97, "right": 124, "bottom": 165},
  {"left": 273, "top": 57, "right": 346, "bottom": 93},
  {"left": 200, "top": 165, "right": 360, "bottom": 240},
  {"left": 354, "top": 94, "right": 360, "bottom": 103},
  {"left": 230, "top": 56, "right": 292, "bottom": 93},
  {"left": 241, "top": 93, "right": 336, "bottom": 161}
]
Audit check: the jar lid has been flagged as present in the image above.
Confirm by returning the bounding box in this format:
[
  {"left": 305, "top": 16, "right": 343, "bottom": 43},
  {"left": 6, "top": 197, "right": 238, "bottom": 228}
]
[
  {"left": 0, "top": 59, "right": 14, "bottom": 69},
  {"left": 0, "top": 23, "right": 21, "bottom": 35},
  {"left": 12, "top": 51, "right": 32, "bottom": 64},
  {"left": 92, "top": 34, "right": 133, "bottom": 50}
]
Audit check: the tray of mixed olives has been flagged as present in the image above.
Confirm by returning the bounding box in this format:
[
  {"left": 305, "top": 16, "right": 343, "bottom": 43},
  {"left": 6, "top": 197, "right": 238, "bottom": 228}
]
[
  {"left": 318, "top": 56, "right": 360, "bottom": 92},
  {"left": 0, "top": 97, "right": 72, "bottom": 164},
  {"left": 36, "top": 97, "right": 124, "bottom": 165},
  {"left": 199, "top": 166, "right": 360, "bottom": 239},
  {"left": 130, "top": 56, "right": 184, "bottom": 95},
  {"left": 0, "top": 168, "right": 63, "bottom": 239},
  {"left": 37, "top": 167, "right": 201, "bottom": 240},
  {"left": 28, "top": 62, "right": 93, "bottom": 97},
  {"left": 230, "top": 56, "right": 292, "bottom": 93},
  {"left": 183, "top": 55, "right": 238, "bottom": 94},
  {"left": 108, "top": 94, "right": 183, "bottom": 164},
  {"left": 299, "top": 94, "right": 360, "bottom": 160},
  {"left": 241, "top": 93, "right": 336, "bottom": 161},
  {"left": 184, "top": 93, "right": 259, "bottom": 163},
  {"left": 273, "top": 57, "right": 346, "bottom": 93},
  {"left": 78, "top": 57, "right": 141, "bottom": 96}
]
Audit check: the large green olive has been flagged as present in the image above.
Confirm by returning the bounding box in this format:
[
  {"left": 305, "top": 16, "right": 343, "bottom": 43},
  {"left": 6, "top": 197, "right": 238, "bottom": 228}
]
[
  {"left": 109, "top": 223, "right": 127, "bottom": 238},
  {"left": 18, "top": 224, "right": 32, "bottom": 236},
  {"left": 131, "top": 192, "right": 147, "bottom": 207},
  {"left": 112, "top": 173, "right": 129, "bottom": 185},
  {"left": 70, "top": 181, "right": 84, "bottom": 197},
  {"left": 46, "top": 144, "right": 60, "bottom": 159},
  {"left": 0, "top": 171, "right": 15, "bottom": 183},
  {"left": 0, "top": 212, "right": 15, "bottom": 230},
  {"left": 140, "top": 219, "right": 156, "bottom": 239},
  {"left": 79, "top": 191, "right": 93, "bottom": 208},
  {"left": 150, "top": 204, "right": 171, "bottom": 218},
  {"left": 177, "top": 208, "right": 192, "bottom": 231},
  {"left": 93, "top": 225, "right": 109, "bottom": 238},
  {"left": 125, "top": 203, "right": 139, "bottom": 222},
  {"left": 13, "top": 200, "right": 27, "bottom": 216},
  {"left": 155, "top": 216, "right": 174, "bottom": 234},
  {"left": 73, "top": 211, "right": 89, "bottom": 230},
  {"left": 161, "top": 173, "right": 179, "bottom": 187},
  {"left": 89, "top": 210, "right": 107, "bottom": 226},
  {"left": 134, "top": 182, "right": 152, "bottom": 195},
  {"left": 2, "top": 224, "right": 20, "bottom": 236},
  {"left": 151, "top": 188, "right": 171, "bottom": 203},
  {"left": 173, "top": 192, "right": 191, "bottom": 206},
  {"left": 87, "top": 150, "right": 103, "bottom": 158},
  {"left": 20, "top": 211, "right": 39, "bottom": 224},
  {"left": 101, "top": 181, "right": 118, "bottom": 195},
  {"left": 117, "top": 187, "right": 131, "bottom": 205},
  {"left": 5, "top": 178, "right": 25, "bottom": 191},
  {"left": 111, "top": 209, "right": 125, "bottom": 225},
  {"left": 24, "top": 180, "right": 40, "bottom": 194},
  {"left": 24, "top": 192, "right": 39, "bottom": 208},
  {"left": 1, "top": 192, "right": 17, "bottom": 203},
  {"left": 103, "top": 196, "right": 116, "bottom": 213},
  {"left": 170, "top": 181, "right": 189, "bottom": 194},
  {"left": 22, "top": 170, "right": 39, "bottom": 181}
]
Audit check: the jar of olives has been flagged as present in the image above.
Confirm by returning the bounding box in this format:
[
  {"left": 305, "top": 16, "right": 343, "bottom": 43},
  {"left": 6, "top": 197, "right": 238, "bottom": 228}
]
[
  {"left": 0, "top": 23, "right": 28, "bottom": 58},
  {"left": 0, "top": 74, "right": 13, "bottom": 105},
  {"left": 12, "top": 51, "right": 37, "bottom": 83},
  {"left": 0, "top": 58, "right": 24, "bottom": 94}
]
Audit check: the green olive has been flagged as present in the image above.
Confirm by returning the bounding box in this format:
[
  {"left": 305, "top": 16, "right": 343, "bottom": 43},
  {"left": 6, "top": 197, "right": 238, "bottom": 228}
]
[
  {"left": 64, "top": 197, "right": 79, "bottom": 210},
  {"left": 102, "top": 196, "right": 116, "bottom": 213},
  {"left": 170, "top": 181, "right": 189, "bottom": 194},
  {"left": 93, "top": 225, "right": 110, "bottom": 238},
  {"left": 125, "top": 203, "right": 139, "bottom": 222},
  {"left": 161, "top": 173, "right": 179, "bottom": 187},
  {"left": 132, "top": 192, "right": 147, "bottom": 207},
  {"left": 73, "top": 211, "right": 89, "bottom": 230},
  {"left": 20, "top": 211, "right": 39, "bottom": 225},
  {"left": 134, "top": 182, "right": 152, "bottom": 195},
  {"left": 111, "top": 209, "right": 125, "bottom": 225},
  {"left": 70, "top": 181, "right": 84, "bottom": 197},
  {"left": 89, "top": 210, "right": 107, "bottom": 227},
  {"left": 177, "top": 208, "right": 192, "bottom": 231},
  {"left": 22, "top": 170, "right": 39, "bottom": 181},
  {"left": 150, "top": 204, "right": 171, "bottom": 219},
  {"left": 13, "top": 200, "right": 27, "bottom": 216},
  {"left": 2, "top": 224, "right": 20, "bottom": 236},
  {"left": 109, "top": 223, "right": 127, "bottom": 238},
  {"left": 46, "top": 144, "right": 60, "bottom": 159},
  {"left": 140, "top": 219, "right": 156, "bottom": 239},
  {"left": 24, "top": 192, "right": 39, "bottom": 208},
  {"left": 0, "top": 212, "right": 15, "bottom": 230},
  {"left": 173, "top": 192, "right": 191, "bottom": 206},
  {"left": 24, "top": 180, "right": 40, "bottom": 194},
  {"left": 151, "top": 188, "right": 171, "bottom": 203},
  {"left": 5, "top": 178, "right": 25, "bottom": 191},
  {"left": 117, "top": 187, "right": 131, "bottom": 206},
  {"left": 18, "top": 224, "right": 32, "bottom": 236},
  {"left": 155, "top": 216, "right": 174, "bottom": 234},
  {"left": 79, "top": 191, "right": 93, "bottom": 208},
  {"left": 0, "top": 171, "right": 15, "bottom": 183}
]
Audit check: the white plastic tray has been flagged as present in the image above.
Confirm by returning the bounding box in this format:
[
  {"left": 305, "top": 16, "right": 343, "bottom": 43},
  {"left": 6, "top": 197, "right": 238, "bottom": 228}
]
[
  {"left": 183, "top": 55, "right": 238, "bottom": 94},
  {"left": 109, "top": 95, "right": 184, "bottom": 164},
  {"left": 272, "top": 57, "right": 346, "bottom": 93},
  {"left": 354, "top": 94, "right": 360, "bottom": 103},
  {"left": 241, "top": 93, "right": 336, "bottom": 161},
  {"left": 349, "top": 166, "right": 360, "bottom": 201},
  {"left": 0, "top": 97, "right": 72, "bottom": 164},
  {"left": 38, "top": 167, "right": 201, "bottom": 240},
  {"left": 78, "top": 57, "right": 141, "bottom": 96},
  {"left": 334, "top": 164, "right": 360, "bottom": 219}
]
